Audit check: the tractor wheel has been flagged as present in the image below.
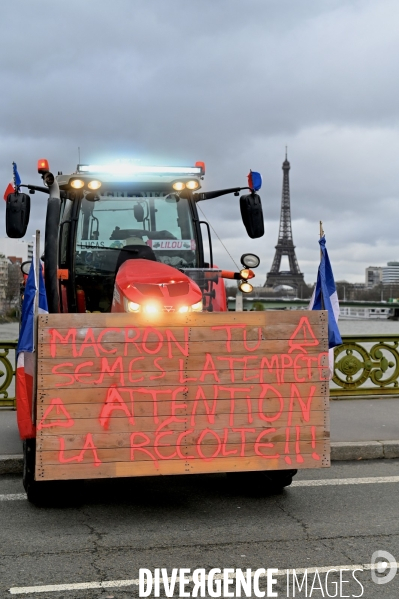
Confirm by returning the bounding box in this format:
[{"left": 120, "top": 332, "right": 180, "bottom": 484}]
[
  {"left": 255, "top": 469, "right": 298, "bottom": 492},
  {"left": 23, "top": 438, "right": 46, "bottom": 504},
  {"left": 227, "top": 469, "right": 297, "bottom": 494},
  {"left": 23, "top": 439, "right": 77, "bottom": 506}
]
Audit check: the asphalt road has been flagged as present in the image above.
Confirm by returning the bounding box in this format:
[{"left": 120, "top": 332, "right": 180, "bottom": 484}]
[{"left": 0, "top": 461, "right": 399, "bottom": 599}]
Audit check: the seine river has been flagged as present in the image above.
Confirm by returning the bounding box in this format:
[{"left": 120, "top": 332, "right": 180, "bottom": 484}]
[
  {"left": 1, "top": 319, "right": 399, "bottom": 341},
  {"left": 338, "top": 319, "right": 399, "bottom": 335}
]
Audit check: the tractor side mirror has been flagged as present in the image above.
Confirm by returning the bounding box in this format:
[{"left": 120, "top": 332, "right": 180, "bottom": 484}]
[
  {"left": 6, "top": 192, "right": 31, "bottom": 238},
  {"left": 21, "top": 260, "right": 32, "bottom": 275},
  {"left": 239, "top": 193, "right": 264, "bottom": 239}
]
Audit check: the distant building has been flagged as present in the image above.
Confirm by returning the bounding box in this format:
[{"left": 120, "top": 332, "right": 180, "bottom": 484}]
[
  {"left": 0, "top": 255, "right": 8, "bottom": 311},
  {"left": 8, "top": 256, "right": 23, "bottom": 266},
  {"left": 0, "top": 238, "right": 33, "bottom": 263},
  {"left": 365, "top": 266, "right": 383, "bottom": 288},
  {"left": 383, "top": 262, "right": 399, "bottom": 285}
]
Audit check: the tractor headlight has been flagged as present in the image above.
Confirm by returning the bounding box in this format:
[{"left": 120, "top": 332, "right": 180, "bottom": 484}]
[
  {"left": 127, "top": 301, "right": 140, "bottom": 312},
  {"left": 70, "top": 179, "right": 85, "bottom": 189},
  {"left": 172, "top": 181, "right": 185, "bottom": 191},
  {"left": 124, "top": 298, "right": 141, "bottom": 312},
  {"left": 239, "top": 281, "right": 253, "bottom": 293},
  {"left": 186, "top": 180, "right": 200, "bottom": 190},
  {"left": 191, "top": 300, "right": 203, "bottom": 312},
  {"left": 143, "top": 302, "right": 160, "bottom": 314},
  {"left": 88, "top": 180, "right": 102, "bottom": 190},
  {"left": 178, "top": 301, "right": 202, "bottom": 313}
]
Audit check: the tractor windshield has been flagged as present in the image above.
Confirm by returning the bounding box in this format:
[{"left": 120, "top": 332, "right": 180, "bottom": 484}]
[
  {"left": 76, "top": 191, "right": 197, "bottom": 273},
  {"left": 73, "top": 191, "right": 198, "bottom": 311}
]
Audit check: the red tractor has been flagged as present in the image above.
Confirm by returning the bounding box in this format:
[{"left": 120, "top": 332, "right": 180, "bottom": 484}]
[{"left": 6, "top": 160, "right": 304, "bottom": 503}]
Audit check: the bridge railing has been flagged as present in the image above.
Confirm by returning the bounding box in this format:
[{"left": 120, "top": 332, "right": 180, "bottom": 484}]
[
  {"left": 0, "top": 341, "right": 17, "bottom": 408},
  {"left": 331, "top": 334, "right": 399, "bottom": 398},
  {"left": 1, "top": 336, "right": 399, "bottom": 407}
]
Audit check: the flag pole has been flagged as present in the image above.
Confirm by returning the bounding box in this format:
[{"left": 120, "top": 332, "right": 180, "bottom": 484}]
[
  {"left": 31, "top": 230, "right": 40, "bottom": 424},
  {"left": 319, "top": 221, "right": 325, "bottom": 310},
  {"left": 319, "top": 221, "right": 324, "bottom": 260}
]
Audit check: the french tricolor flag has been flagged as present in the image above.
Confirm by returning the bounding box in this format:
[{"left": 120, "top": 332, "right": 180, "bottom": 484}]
[
  {"left": 16, "top": 258, "right": 48, "bottom": 439},
  {"left": 4, "top": 163, "right": 22, "bottom": 200},
  {"left": 3, "top": 183, "right": 14, "bottom": 201},
  {"left": 308, "top": 235, "right": 342, "bottom": 374}
]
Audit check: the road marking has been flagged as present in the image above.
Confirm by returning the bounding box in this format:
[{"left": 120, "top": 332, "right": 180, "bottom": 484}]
[
  {"left": 1, "top": 476, "right": 399, "bottom": 503},
  {"left": 9, "top": 563, "right": 399, "bottom": 594},
  {"left": 10, "top": 579, "right": 141, "bottom": 594},
  {"left": 0, "top": 493, "right": 26, "bottom": 502},
  {"left": 292, "top": 476, "right": 399, "bottom": 487}
]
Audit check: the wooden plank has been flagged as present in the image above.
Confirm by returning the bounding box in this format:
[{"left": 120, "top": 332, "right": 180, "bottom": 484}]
[
  {"left": 36, "top": 439, "right": 328, "bottom": 466},
  {"left": 36, "top": 447, "right": 330, "bottom": 481},
  {"left": 36, "top": 410, "right": 329, "bottom": 435},
  {"left": 39, "top": 325, "right": 327, "bottom": 345},
  {"left": 38, "top": 323, "right": 327, "bottom": 344},
  {"left": 37, "top": 426, "right": 329, "bottom": 451},
  {"left": 37, "top": 352, "right": 329, "bottom": 372},
  {"left": 39, "top": 310, "right": 328, "bottom": 329},
  {"left": 37, "top": 321, "right": 328, "bottom": 341},
  {"left": 37, "top": 383, "right": 328, "bottom": 405},
  {"left": 38, "top": 339, "right": 329, "bottom": 358},
  {"left": 36, "top": 394, "right": 329, "bottom": 420},
  {"left": 37, "top": 368, "right": 330, "bottom": 390}
]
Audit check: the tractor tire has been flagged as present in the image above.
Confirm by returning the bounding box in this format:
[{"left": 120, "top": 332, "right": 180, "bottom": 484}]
[
  {"left": 255, "top": 469, "right": 298, "bottom": 492},
  {"left": 227, "top": 469, "right": 297, "bottom": 494},
  {"left": 23, "top": 438, "right": 46, "bottom": 505},
  {"left": 23, "top": 439, "right": 81, "bottom": 506}
]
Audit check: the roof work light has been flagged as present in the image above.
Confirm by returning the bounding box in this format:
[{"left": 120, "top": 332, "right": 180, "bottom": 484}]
[
  {"left": 88, "top": 180, "right": 102, "bottom": 190},
  {"left": 70, "top": 179, "right": 85, "bottom": 189},
  {"left": 77, "top": 164, "right": 203, "bottom": 176},
  {"left": 172, "top": 181, "right": 185, "bottom": 191},
  {"left": 186, "top": 180, "right": 200, "bottom": 190}
]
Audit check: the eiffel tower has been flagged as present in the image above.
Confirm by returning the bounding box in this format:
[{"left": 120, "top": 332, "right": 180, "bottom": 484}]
[{"left": 265, "top": 152, "right": 305, "bottom": 289}]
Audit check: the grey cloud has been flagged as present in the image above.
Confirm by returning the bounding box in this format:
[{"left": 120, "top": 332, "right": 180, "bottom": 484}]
[{"left": 0, "top": 0, "right": 398, "bottom": 285}]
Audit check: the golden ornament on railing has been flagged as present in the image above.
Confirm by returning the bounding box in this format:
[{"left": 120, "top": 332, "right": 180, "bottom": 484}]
[
  {"left": 0, "top": 341, "right": 17, "bottom": 408},
  {"left": 331, "top": 335, "right": 399, "bottom": 397}
]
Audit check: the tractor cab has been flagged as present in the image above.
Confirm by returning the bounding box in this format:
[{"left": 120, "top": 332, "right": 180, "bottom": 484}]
[
  {"left": 6, "top": 160, "right": 264, "bottom": 315},
  {"left": 57, "top": 165, "right": 204, "bottom": 313}
]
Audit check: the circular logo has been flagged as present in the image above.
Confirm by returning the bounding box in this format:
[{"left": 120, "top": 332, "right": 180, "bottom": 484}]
[{"left": 371, "top": 551, "right": 397, "bottom": 585}]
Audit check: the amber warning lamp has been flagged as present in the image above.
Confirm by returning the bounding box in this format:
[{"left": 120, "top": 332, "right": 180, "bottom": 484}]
[
  {"left": 195, "top": 161, "right": 205, "bottom": 175},
  {"left": 239, "top": 269, "right": 254, "bottom": 293},
  {"left": 37, "top": 159, "right": 50, "bottom": 174}
]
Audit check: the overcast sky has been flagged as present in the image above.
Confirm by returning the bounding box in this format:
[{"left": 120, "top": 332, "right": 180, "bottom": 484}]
[{"left": 1, "top": 0, "right": 398, "bottom": 285}]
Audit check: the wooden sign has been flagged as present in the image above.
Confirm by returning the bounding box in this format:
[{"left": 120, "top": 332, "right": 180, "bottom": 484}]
[{"left": 35, "top": 311, "right": 330, "bottom": 481}]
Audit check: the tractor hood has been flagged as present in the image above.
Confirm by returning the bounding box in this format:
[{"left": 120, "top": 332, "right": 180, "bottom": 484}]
[{"left": 112, "top": 259, "right": 203, "bottom": 314}]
